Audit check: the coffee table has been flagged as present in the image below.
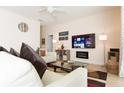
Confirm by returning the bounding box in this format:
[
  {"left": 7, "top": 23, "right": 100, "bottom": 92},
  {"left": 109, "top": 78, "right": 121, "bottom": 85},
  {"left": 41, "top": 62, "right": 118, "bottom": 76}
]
[{"left": 49, "top": 61, "right": 87, "bottom": 72}]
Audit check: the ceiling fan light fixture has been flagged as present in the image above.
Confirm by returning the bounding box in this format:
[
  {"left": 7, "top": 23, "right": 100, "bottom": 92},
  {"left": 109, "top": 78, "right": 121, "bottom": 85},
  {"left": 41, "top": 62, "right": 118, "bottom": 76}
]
[{"left": 47, "top": 6, "right": 55, "bottom": 13}]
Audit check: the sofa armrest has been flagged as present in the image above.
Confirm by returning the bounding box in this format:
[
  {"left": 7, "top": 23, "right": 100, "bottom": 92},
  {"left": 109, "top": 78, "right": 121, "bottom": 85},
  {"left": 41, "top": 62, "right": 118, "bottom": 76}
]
[
  {"left": 46, "top": 67, "right": 87, "bottom": 87},
  {"left": 42, "top": 70, "right": 64, "bottom": 86}
]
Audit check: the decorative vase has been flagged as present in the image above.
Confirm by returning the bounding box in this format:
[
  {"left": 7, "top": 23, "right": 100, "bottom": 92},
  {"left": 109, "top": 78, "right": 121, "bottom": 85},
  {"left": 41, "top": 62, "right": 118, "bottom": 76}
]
[{"left": 61, "top": 44, "right": 64, "bottom": 50}]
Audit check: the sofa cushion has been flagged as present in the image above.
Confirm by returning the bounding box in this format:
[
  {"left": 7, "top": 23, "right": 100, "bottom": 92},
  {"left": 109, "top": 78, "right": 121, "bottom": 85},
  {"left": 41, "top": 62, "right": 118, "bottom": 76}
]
[
  {"left": 10, "top": 48, "right": 20, "bottom": 57},
  {"left": 0, "top": 46, "right": 8, "bottom": 52},
  {"left": 20, "top": 43, "right": 47, "bottom": 79}
]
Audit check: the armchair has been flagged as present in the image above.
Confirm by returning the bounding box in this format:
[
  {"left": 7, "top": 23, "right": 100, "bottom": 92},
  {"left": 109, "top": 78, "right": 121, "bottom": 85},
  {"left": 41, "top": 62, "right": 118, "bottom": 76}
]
[{"left": 41, "top": 52, "right": 57, "bottom": 63}]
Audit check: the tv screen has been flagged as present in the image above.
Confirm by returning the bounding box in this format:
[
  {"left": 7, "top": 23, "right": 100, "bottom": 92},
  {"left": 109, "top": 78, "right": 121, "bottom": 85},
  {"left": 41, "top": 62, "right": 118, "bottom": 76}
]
[{"left": 72, "top": 33, "right": 95, "bottom": 48}]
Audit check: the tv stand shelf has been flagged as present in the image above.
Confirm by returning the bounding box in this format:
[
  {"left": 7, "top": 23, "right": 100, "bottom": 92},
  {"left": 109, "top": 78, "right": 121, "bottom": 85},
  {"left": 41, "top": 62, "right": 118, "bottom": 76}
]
[{"left": 106, "top": 49, "right": 119, "bottom": 75}]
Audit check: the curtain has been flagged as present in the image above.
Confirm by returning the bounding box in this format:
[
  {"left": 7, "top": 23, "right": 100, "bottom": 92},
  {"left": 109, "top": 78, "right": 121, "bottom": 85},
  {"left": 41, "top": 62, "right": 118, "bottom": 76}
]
[{"left": 119, "top": 7, "right": 124, "bottom": 77}]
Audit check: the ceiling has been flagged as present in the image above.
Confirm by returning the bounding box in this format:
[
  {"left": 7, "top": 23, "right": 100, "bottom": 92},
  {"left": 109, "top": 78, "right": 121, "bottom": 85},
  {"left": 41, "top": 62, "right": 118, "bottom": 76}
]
[{"left": 0, "top": 6, "right": 118, "bottom": 26}]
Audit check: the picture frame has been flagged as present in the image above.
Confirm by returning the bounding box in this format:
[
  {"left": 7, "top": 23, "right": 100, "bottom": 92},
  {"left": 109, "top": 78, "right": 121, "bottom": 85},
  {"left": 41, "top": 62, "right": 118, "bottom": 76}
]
[
  {"left": 42, "top": 38, "right": 45, "bottom": 45},
  {"left": 59, "top": 31, "right": 69, "bottom": 41},
  {"left": 59, "top": 31, "right": 69, "bottom": 36}
]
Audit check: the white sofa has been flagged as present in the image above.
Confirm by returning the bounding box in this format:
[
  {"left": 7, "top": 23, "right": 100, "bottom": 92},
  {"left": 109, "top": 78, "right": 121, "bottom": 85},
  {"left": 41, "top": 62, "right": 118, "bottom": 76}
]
[
  {"left": 43, "top": 68, "right": 87, "bottom": 87},
  {"left": 41, "top": 52, "right": 57, "bottom": 63},
  {"left": 0, "top": 52, "right": 87, "bottom": 87}
]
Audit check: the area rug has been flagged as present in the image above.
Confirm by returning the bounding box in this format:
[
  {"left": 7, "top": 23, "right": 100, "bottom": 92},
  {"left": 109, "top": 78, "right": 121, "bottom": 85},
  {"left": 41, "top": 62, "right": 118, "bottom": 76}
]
[{"left": 88, "top": 71, "right": 107, "bottom": 87}]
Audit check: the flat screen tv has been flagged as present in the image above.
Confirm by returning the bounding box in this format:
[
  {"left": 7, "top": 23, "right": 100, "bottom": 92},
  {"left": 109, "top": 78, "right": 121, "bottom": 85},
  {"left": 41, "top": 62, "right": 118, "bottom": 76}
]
[{"left": 72, "top": 33, "right": 95, "bottom": 48}]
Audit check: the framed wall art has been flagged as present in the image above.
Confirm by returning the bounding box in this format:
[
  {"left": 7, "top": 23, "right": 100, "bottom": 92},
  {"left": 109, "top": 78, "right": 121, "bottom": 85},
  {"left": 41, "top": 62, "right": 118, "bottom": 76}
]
[
  {"left": 42, "top": 38, "right": 45, "bottom": 45},
  {"left": 59, "top": 31, "right": 69, "bottom": 41}
]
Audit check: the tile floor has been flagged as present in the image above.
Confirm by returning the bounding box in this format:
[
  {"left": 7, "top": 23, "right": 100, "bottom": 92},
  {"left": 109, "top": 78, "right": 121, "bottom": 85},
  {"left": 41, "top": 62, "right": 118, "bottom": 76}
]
[
  {"left": 48, "top": 64, "right": 124, "bottom": 87},
  {"left": 87, "top": 64, "right": 124, "bottom": 87}
]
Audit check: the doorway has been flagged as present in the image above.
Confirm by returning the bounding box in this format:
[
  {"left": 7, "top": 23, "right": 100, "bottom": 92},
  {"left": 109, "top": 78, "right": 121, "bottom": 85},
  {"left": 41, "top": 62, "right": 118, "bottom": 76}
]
[{"left": 46, "top": 35, "right": 53, "bottom": 52}]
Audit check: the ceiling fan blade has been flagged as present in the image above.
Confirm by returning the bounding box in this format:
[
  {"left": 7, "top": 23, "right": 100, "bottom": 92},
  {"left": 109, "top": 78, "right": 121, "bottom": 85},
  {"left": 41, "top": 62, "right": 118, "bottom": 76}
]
[
  {"left": 54, "top": 8, "right": 67, "bottom": 14},
  {"left": 39, "top": 9, "right": 46, "bottom": 13},
  {"left": 38, "top": 18, "right": 44, "bottom": 22}
]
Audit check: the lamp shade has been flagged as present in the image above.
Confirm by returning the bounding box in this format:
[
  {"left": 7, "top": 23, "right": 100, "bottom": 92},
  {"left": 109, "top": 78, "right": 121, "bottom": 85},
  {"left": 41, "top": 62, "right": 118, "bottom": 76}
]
[
  {"left": 99, "top": 34, "right": 107, "bottom": 41},
  {"left": 52, "top": 39, "right": 57, "bottom": 43}
]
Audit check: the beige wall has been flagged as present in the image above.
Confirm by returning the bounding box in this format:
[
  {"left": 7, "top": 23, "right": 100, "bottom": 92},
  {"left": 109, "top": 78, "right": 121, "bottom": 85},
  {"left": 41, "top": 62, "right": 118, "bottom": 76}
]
[
  {"left": 0, "top": 9, "right": 40, "bottom": 51},
  {"left": 42, "top": 7, "right": 121, "bottom": 65}
]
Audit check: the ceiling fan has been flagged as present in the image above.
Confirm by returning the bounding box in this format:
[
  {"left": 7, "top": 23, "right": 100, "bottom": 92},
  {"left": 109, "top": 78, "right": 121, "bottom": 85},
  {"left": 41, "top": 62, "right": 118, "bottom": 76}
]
[
  {"left": 45, "top": 6, "right": 57, "bottom": 13},
  {"left": 39, "top": 6, "right": 66, "bottom": 17},
  {"left": 38, "top": 6, "right": 67, "bottom": 24}
]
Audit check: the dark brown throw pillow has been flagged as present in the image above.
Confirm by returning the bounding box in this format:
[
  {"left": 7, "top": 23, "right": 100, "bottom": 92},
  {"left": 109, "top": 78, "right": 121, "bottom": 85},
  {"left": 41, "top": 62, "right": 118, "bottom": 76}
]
[
  {"left": 0, "top": 46, "right": 8, "bottom": 52},
  {"left": 10, "top": 48, "right": 20, "bottom": 57},
  {"left": 20, "top": 43, "right": 47, "bottom": 79}
]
